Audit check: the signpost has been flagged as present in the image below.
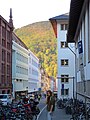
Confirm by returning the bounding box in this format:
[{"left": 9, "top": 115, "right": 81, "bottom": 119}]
[{"left": 78, "top": 40, "right": 86, "bottom": 92}]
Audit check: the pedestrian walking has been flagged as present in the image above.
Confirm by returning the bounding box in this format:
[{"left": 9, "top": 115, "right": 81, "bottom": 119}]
[
  {"left": 46, "top": 90, "right": 55, "bottom": 120},
  {"left": 38, "top": 94, "right": 41, "bottom": 101}
]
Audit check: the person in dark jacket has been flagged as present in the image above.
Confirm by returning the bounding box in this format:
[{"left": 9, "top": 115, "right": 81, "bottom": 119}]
[{"left": 46, "top": 90, "right": 55, "bottom": 120}]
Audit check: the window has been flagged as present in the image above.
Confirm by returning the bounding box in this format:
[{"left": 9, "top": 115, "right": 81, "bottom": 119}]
[
  {"left": 61, "top": 42, "right": 68, "bottom": 48},
  {"left": 29, "top": 68, "right": 31, "bottom": 74},
  {"left": 7, "top": 76, "right": 10, "bottom": 84},
  {"left": 17, "top": 53, "right": 28, "bottom": 64},
  {"left": 2, "top": 63, "right": 5, "bottom": 74},
  {"left": 32, "top": 69, "right": 38, "bottom": 76},
  {"left": 7, "top": 31, "right": 10, "bottom": 40},
  {"left": 61, "top": 75, "right": 69, "bottom": 83},
  {"left": 7, "top": 42, "right": 10, "bottom": 50},
  {"left": 7, "top": 65, "right": 10, "bottom": 74},
  {"left": 61, "top": 59, "right": 69, "bottom": 66},
  {"left": 65, "top": 24, "right": 68, "bottom": 30},
  {"left": 83, "top": 15, "right": 86, "bottom": 65},
  {"left": 7, "top": 90, "right": 10, "bottom": 94},
  {"left": 2, "top": 90, "right": 5, "bottom": 94},
  {"left": 32, "top": 59, "right": 38, "bottom": 67},
  {"left": 1, "top": 75, "right": 5, "bottom": 84},
  {"left": 61, "top": 89, "right": 64, "bottom": 95},
  {"left": 2, "top": 27, "right": 6, "bottom": 38},
  {"left": 2, "top": 39, "right": 6, "bottom": 47},
  {"left": 2, "top": 49, "right": 6, "bottom": 61},
  {"left": 29, "top": 57, "right": 31, "bottom": 63},
  {"left": 60, "top": 24, "right": 68, "bottom": 30},
  {"left": 61, "top": 24, "right": 64, "bottom": 30},
  {"left": 88, "top": 0, "right": 90, "bottom": 62},
  {"left": 16, "top": 66, "right": 28, "bottom": 75},
  {"left": 61, "top": 89, "right": 69, "bottom": 95},
  {"left": 65, "top": 89, "right": 69, "bottom": 95},
  {"left": 7, "top": 52, "right": 10, "bottom": 63}
]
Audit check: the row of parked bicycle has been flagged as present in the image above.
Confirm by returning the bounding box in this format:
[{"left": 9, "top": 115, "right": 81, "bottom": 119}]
[
  {"left": 57, "top": 98, "right": 90, "bottom": 120},
  {"left": 0, "top": 98, "right": 40, "bottom": 120}
]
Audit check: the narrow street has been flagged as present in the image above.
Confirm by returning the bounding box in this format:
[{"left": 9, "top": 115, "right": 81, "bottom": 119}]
[
  {"left": 37, "top": 98, "right": 71, "bottom": 120},
  {"left": 37, "top": 97, "right": 46, "bottom": 110}
]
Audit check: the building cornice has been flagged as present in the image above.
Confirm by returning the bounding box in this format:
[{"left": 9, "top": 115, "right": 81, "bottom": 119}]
[
  {"left": 12, "top": 40, "right": 29, "bottom": 54},
  {"left": 67, "top": 0, "right": 87, "bottom": 42}
]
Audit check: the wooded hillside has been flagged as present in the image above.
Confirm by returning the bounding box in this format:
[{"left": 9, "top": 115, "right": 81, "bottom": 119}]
[{"left": 14, "top": 21, "right": 57, "bottom": 77}]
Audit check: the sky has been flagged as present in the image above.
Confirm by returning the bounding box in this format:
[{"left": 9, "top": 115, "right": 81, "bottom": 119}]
[{"left": 0, "top": 0, "right": 71, "bottom": 29}]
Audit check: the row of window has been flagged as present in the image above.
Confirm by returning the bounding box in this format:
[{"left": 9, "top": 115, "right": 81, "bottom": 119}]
[
  {"left": 29, "top": 58, "right": 39, "bottom": 68},
  {"left": 2, "top": 49, "right": 11, "bottom": 63},
  {"left": 1, "top": 75, "right": 11, "bottom": 84},
  {"left": 2, "top": 39, "right": 11, "bottom": 49},
  {"left": 32, "top": 69, "right": 38, "bottom": 76},
  {"left": 0, "top": 89, "right": 11, "bottom": 94},
  {"left": 1, "top": 63, "right": 11, "bottom": 74},
  {"left": 32, "top": 59, "right": 38, "bottom": 68},
  {"left": 28, "top": 82, "right": 37, "bottom": 90},
  {"left": 60, "top": 42, "right": 69, "bottom": 66},
  {"left": 16, "top": 66, "right": 28, "bottom": 75},
  {"left": 60, "top": 24, "right": 68, "bottom": 31},
  {"left": 61, "top": 89, "right": 69, "bottom": 95},
  {"left": 29, "top": 68, "right": 38, "bottom": 76},
  {"left": 16, "top": 53, "right": 28, "bottom": 64},
  {"left": 2, "top": 27, "right": 10, "bottom": 40}
]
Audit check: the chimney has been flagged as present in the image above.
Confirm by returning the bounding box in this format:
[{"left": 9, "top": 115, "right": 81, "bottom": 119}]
[{"left": 9, "top": 8, "right": 13, "bottom": 30}]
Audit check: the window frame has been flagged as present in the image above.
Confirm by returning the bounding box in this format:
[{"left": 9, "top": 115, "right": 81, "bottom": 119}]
[
  {"left": 61, "top": 89, "right": 69, "bottom": 96},
  {"left": 61, "top": 75, "right": 69, "bottom": 83},
  {"left": 61, "top": 41, "right": 68, "bottom": 48},
  {"left": 61, "top": 59, "right": 69, "bottom": 66},
  {"left": 60, "top": 24, "right": 68, "bottom": 31}
]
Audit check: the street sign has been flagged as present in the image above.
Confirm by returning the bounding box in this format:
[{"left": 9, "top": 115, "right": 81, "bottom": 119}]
[
  {"left": 38, "top": 88, "right": 41, "bottom": 91},
  {"left": 78, "top": 40, "right": 83, "bottom": 54}
]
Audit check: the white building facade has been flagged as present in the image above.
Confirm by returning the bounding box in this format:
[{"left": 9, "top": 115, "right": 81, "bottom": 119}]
[
  {"left": 28, "top": 50, "right": 41, "bottom": 93},
  {"left": 12, "top": 40, "right": 29, "bottom": 98},
  {"left": 49, "top": 14, "right": 75, "bottom": 99},
  {"left": 12, "top": 33, "right": 41, "bottom": 98},
  {"left": 67, "top": 0, "right": 90, "bottom": 101}
]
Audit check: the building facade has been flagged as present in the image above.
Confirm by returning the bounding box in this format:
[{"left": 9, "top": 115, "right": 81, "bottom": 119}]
[
  {"left": 12, "top": 33, "right": 29, "bottom": 98},
  {"left": 0, "top": 11, "right": 13, "bottom": 94},
  {"left": 49, "top": 76, "right": 56, "bottom": 92},
  {"left": 67, "top": 0, "right": 90, "bottom": 101},
  {"left": 49, "top": 14, "right": 75, "bottom": 99},
  {"left": 28, "top": 50, "right": 41, "bottom": 93}
]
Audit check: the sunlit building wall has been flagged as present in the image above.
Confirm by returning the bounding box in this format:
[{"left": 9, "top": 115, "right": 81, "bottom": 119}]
[
  {"left": 67, "top": 0, "right": 90, "bottom": 101},
  {"left": 49, "top": 13, "right": 75, "bottom": 99},
  {"left": 0, "top": 13, "right": 13, "bottom": 94},
  {"left": 12, "top": 40, "right": 29, "bottom": 98},
  {"left": 28, "top": 50, "right": 40, "bottom": 93}
]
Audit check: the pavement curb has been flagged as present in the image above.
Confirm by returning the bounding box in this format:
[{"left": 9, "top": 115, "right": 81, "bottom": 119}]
[{"left": 36, "top": 105, "right": 47, "bottom": 120}]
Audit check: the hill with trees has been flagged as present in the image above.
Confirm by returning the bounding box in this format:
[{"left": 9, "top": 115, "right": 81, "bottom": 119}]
[{"left": 14, "top": 21, "right": 57, "bottom": 77}]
